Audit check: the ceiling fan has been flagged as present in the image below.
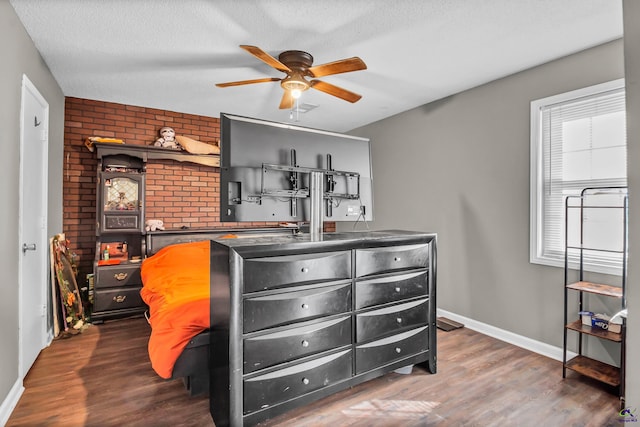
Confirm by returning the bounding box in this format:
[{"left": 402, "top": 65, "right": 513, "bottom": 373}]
[{"left": 216, "top": 45, "right": 367, "bottom": 109}]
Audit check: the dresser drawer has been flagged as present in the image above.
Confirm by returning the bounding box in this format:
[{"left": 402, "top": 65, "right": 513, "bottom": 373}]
[
  {"left": 243, "top": 349, "right": 352, "bottom": 414},
  {"left": 356, "top": 298, "right": 428, "bottom": 342},
  {"left": 355, "top": 244, "right": 428, "bottom": 277},
  {"left": 243, "top": 251, "right": 351, "bottom": 293},
  {"left": 355, "top": 326, "right": 429, "bottom": 374},
  {"left": 244, "top": 283, "right": 351, "bottom": 333},
  {"left": 244, "top": 316, "right": 351, "bottom": 373},
  {"left": 355, "top": 270, "right": 428, "bottom": 309},
  {"left": 95, "top": 264, "right": 141, "bottom": 289},
  {"left": 93, "top": 287, "right": 144, "bottom": 312}
]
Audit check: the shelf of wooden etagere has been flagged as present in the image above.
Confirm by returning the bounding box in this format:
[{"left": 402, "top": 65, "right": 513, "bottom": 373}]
[
  {"left": 565, "top": 320, "right": 622, "bottom": 342},
  {"left": 566, "top": 281, "right": 623, "bottom": 298},
  {"left": 564, "top": 355, "right": 621, "bottom": 387}
]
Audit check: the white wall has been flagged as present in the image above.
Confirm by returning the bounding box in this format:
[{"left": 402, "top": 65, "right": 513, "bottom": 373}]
[{"left": 0, "top": 0, "right": 64, "bottom": 419}]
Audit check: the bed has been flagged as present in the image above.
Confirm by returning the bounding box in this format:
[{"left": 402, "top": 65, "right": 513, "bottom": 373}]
[{"left": 140, "top": 227, "right": 295, "bottom": 395}]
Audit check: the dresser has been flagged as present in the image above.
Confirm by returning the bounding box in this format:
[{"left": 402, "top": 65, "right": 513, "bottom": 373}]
[
  {"left": 92, "top": 149, "right": 146, "bottom": 321},
  {"left": 209, "top": 230, "right": 437, "bottom": 426}
]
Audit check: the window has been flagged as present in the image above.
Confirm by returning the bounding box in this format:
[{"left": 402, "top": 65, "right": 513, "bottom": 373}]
[{"left": 530, "top": 79, "right": 627, "bottom": 275}]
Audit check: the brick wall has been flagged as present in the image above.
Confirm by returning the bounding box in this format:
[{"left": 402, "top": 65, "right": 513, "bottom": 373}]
[{"left": 63, "top": 97, "right": 334, "bottom": 276}]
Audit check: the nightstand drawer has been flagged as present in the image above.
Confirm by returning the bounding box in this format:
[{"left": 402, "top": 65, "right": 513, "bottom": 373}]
[
  {"left": 244, "top": 316, "right": 351, "bottom": 373},
  {"left": 355, "top": 270, "right": 428, "bottom": 309},
  {"left": 244, "top": 282, "right": 351, "bottom": 333},
  {"left": 355, "top": 244, "right": 429, "bottom": 277},
  {"left": 355, "top": 326, "right": 429, "bottom": 374},
  {"left": 356, "top": 298, "right": 428, "bottom": 342},
  {"left": 93, "top": 287, "right": 144, "bottom": 312},
  {"left": 243, "top": 349, "right": 352, "bottom": 414},
  {"left": 95, "top": 264, "right": 141, "bottom": 289},
  {"left": 243, "top": 251, "right": 351, "bottom": 293}
]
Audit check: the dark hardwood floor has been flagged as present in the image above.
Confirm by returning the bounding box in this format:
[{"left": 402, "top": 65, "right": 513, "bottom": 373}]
[{"left": 7, "top": 317, "right": 622, "bottom": 426}]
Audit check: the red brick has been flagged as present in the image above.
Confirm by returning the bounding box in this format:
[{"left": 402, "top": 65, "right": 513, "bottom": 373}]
[{"left": 62, "top": 97, "right": 263, "bottom": 273}]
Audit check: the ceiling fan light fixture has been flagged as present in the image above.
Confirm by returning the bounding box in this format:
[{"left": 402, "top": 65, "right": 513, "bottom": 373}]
[{"left": 281, "top": 72, "right": 310, "bottom": 97}]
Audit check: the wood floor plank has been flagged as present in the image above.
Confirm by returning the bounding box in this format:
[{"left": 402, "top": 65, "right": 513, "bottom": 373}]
[{"left": 6, "top": 317, "right": 621, "bottom": 426}]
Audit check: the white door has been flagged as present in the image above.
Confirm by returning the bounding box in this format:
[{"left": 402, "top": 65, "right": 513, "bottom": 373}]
[{"left": 18, "top": 75, "right": 49, "bottom": 377}]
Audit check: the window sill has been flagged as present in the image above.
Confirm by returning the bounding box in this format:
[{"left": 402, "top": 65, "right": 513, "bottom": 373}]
[{"left": 530, "top": 254, "right": 623, "bottom": 277}]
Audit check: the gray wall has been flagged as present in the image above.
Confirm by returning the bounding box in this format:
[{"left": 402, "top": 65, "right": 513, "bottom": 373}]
[
  {"left": 0, "top": 0, "right": 64, "bottom": 413},
  {"left": 623, "top": 0, "right": 639, "bottom": 410},
  {"left": 344, "top": 40, "right": 625, "bottom": 354}
]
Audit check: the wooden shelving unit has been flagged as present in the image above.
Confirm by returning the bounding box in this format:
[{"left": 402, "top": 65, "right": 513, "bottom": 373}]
[
  {"left": 93, "top": 141, "right": 220, "bottom": 167},
  {"left": 562, "top": 187, "right": 627, "bottom": 408}
]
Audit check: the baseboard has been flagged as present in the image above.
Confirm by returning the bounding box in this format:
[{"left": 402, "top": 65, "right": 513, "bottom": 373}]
[
  {"left": 0, "top": 378, "right": 24, "bottom": 426},
  {"left": 437, "top": 309, "right": 576, "bottom": 362}
]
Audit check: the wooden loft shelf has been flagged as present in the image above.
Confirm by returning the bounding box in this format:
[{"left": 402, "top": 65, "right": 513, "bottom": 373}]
[
  {"left": 566, "top": 281, "right": 623, "bottom": 298},
  {"left": 565, "top": 355, "right": 621, "bottom": 387},
  {"left": 94, "top": 142, "right": 220, "bottom": 167},
  {"left": 565, "top": 320, "right": 623, "bottom": 342}
]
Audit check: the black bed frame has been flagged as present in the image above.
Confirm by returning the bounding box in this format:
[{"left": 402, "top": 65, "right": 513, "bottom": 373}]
[{"left": 145, "top": 227, "right": 296, "bottom": 396}]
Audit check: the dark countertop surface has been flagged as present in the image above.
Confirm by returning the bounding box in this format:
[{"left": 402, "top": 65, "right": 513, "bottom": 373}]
[{"left": 212, "top": 229, "right": 436, "bottom": 257}]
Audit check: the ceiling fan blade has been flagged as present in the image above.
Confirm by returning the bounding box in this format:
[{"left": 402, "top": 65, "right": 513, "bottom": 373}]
[
  {"left": 279, "top": 90, "right": 294, "bottom": 110},
  {"left": 216, "top": 77, "right": 281, "bottom": 88},
  {"left": 240, "top": 45, "right": 292, "bottom": 73},
  {"left": 308, "top": 57, "right": 367, "bottom": 78},
  {"left": 310, "top": 80, "right": 362, "bottom": 103}
]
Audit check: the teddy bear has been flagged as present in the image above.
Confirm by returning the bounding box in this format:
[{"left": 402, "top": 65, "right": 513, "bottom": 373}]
[
  {"left": 153, "top": 127, "right": 181, "bottom": 150},
  {"left": 145, "top": 219, "right": 165, "bottom": 232}
]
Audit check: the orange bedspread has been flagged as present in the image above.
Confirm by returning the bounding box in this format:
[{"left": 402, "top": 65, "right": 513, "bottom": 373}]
[{"left": 140, "top": 240, "right": 210, "bottom": 379}]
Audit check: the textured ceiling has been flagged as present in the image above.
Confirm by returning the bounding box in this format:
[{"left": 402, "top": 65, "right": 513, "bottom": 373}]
[{"left": 10, "top": 0, "right": 623, "bottom": 132}]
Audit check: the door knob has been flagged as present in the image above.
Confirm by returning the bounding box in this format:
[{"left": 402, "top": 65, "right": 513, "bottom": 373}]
[{"left": 22, "top": 243, "right": 36, "bottom": 253}]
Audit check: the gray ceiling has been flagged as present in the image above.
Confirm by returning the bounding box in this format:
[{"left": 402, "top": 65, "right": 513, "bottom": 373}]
[{"left": 10, "top": 0, "right": 623, "bottom": 132}]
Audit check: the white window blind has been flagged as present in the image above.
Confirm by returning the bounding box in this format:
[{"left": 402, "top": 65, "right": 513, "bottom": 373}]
[{"left": 530, "top": 79, "right": 627, "bottom": 274}]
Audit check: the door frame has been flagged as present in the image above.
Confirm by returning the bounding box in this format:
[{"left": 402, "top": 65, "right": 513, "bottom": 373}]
[{"left": 18, "top": 74, "right": 50, "bottom": 378}]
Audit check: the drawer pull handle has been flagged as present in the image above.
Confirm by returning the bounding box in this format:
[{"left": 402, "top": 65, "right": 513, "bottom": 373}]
[
  {"left": 113, "top": 295, "right": 127, "bottom": 303},
  {"left": 301, "top": 267, "right": 309, "bottom": 273},
  {"left": 301, "top": 340, "right": 310, "bottom": 347},
  {"left": 114, "top": 272, "right": 128, "bottom": 281},
  {"left": 396, "top": 317, "right": 403, "bottom": 324},
  {"left": 394, "top": 256, "right": 401, "bottom": 262},
  {"left": 301, "top": 303, "right": 309, "bottom": 309},
  {"left": 302, "top": 377, "right": 310, "bottom": 385},
  {"left": 395, "top": 347, "right": 402, "bottom": 354},
  {"left": 395, "top": 287, "right": 401, "bottom": 292}
]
